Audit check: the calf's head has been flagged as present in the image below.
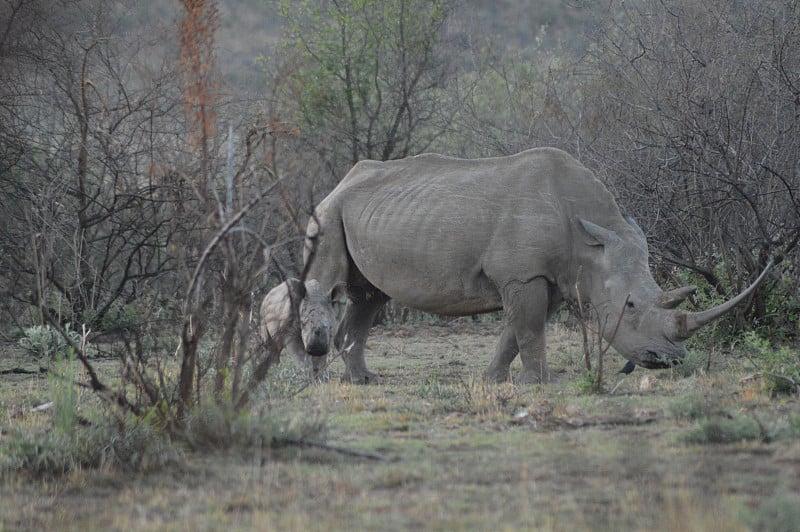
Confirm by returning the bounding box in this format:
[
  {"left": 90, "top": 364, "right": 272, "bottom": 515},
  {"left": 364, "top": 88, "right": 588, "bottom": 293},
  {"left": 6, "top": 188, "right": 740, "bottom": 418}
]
[
  {"left": 576, "top": 218, "right": 772, "bottom": 369},
  {"left": 287, "top": 278, "right": 336, "bottom": 357}
]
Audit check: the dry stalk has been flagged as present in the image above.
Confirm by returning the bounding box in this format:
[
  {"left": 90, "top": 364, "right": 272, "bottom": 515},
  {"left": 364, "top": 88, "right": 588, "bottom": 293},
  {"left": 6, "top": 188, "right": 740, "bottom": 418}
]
[{"left": 571, "top": 273, "right": 630, "bottom": 392}]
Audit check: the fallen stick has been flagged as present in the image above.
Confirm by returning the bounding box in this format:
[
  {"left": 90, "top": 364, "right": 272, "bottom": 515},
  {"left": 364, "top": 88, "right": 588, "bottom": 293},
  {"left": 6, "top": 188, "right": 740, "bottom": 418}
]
[
  {"left": 0, "top": 367, "right": 48, "bottom": 375},
  {"left": 279, "top": 437, "right": 393, "bottom": 462}
]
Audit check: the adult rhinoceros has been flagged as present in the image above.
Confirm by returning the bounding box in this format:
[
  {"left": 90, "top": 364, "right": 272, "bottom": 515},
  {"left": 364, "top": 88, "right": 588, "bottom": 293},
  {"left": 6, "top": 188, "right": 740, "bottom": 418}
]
[{"left": 304, "top": 147, "right": 772, "bottom": 384}]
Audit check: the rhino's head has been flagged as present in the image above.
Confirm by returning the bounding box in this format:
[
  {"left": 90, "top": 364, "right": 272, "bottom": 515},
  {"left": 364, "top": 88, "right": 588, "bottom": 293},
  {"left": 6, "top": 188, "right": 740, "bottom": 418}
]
[
  {"left": 575, "top": 218, "right": 772, "bottom": 369},
  {"left": 288, "top": 278, "right": 336, "bottom": 357}
]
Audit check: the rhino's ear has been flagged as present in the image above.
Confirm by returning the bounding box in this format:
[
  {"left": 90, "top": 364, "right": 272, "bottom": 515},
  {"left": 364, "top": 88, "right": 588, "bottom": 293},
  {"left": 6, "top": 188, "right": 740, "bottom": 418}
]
[
  {"left": 579, "top": 218, "right": 621, "bottom": 247},
  {"left": 623, "top": 215, "right": 646, "bottom": 240}
]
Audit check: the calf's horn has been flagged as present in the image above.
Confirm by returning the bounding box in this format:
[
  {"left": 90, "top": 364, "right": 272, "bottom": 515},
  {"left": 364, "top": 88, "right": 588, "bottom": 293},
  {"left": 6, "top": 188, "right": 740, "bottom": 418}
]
[{"left": 673, "top": 260, "right": 774, "bottom": 340}]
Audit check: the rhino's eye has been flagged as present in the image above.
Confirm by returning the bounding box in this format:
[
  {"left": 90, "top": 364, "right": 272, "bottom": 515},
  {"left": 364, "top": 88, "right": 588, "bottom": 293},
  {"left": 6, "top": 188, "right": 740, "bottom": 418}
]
[{"left": 626, "top": 300, "right": 635, "bottom": 310}]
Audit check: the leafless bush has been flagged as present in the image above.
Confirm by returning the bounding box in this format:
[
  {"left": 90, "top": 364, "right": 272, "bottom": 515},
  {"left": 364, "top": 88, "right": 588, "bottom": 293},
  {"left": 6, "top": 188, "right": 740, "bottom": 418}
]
[
  {"left": 0, "top": 0, "right": 323, "bottom": 433},
  {"left": 0, "top": 0, "right": 182, "bottom": 332},
  {"left": 458, "top": 0, "right": 799, "bottom": 337},
  {"left": 580, "top": 0, "right": 800, "bottom": 333}
]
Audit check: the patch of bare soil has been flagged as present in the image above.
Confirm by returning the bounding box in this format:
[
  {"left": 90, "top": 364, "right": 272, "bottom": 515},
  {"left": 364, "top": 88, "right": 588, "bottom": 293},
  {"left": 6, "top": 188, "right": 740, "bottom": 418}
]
[{"left": 357, "top": 320, "right": 587, "bottom": 387}]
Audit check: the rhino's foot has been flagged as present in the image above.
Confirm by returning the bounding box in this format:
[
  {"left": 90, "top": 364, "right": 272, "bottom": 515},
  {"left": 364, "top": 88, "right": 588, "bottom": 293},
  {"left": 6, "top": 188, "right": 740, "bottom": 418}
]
[
  {"left": 483, "top": 367, "right": 511, "bottom": 383},
  {"left": 517, "top": 369, "right": 552, "bottom": 385},
  {"left": 340, "top": 369, "right": 381, "bottom": 385}
]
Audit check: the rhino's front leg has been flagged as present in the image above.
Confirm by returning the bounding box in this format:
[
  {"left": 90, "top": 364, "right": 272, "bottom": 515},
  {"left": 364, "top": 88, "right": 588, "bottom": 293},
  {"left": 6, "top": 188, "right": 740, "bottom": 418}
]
[
  {"left": 484, "top": 326, "right": 518, "bottom": 383},
  {"left": 334, "top": 289, "right": 388, "bottom": 384},
  {"left": 497, "top": 277, "right": 551, "bottom": 384}
]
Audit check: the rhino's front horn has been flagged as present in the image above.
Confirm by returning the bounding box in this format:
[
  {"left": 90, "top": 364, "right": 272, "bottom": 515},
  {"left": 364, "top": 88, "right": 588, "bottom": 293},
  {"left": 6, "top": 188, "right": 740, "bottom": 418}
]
[
  {"left": 657, "top": 285, "right": 697, "bottom": 309},
  {"left": 673, "top": 260, "right": 774, "bottom": 340}
]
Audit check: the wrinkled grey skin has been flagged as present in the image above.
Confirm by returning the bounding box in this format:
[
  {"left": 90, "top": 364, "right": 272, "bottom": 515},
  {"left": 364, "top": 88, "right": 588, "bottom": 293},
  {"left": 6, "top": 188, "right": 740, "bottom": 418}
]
[
  {"left": 259, "top": 278, "right": 336, "bottom": 379},
  {"left": 304, "top": 147, "right": 772, "bottom": 384}
]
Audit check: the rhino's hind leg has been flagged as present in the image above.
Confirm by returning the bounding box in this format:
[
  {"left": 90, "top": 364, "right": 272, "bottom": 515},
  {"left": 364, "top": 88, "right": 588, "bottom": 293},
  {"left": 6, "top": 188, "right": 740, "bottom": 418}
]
[
  {"left": 496, "top": 277, "right": 551, "bottom": 384},
  {"left": 334, "top": 287, "right": 389, "bottom": 384}
]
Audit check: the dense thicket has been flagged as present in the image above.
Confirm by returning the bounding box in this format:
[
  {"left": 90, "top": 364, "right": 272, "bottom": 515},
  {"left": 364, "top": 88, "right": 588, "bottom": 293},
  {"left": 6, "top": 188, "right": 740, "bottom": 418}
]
[
  {"left": 275, "top": 0, "right": 800, "bottom": 338},
  {"left": 583, "top": 1, "right": 800, "bottom": 336}
]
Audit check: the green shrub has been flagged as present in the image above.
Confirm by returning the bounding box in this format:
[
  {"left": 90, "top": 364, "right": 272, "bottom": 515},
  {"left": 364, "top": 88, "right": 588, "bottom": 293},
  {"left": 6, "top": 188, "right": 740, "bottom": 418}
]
[
  {"left": 669, "top": 393, "right": 715, "bottom": 421},
  {"left": 767, "top": 411, "right": 800, "bottom": 442},
  {"left": 1, "top": 349, "right": 179, "bottom": 476},
  {"left": 574, "top": 369, "right": 604, "bottom": 394},
  {"left": 417, "top": 376, "right": 460, "bottom": 401},
  {"left": 1, "top": 429, "right": 89, "bottom": 475},
  {"left": 180, "top": 402, "right": 327, "bottom": 451},
  {"left": 761, "top": 261, "right": 800, "bottom": 342},
  {"left": 760, "top": 345, "right": 800, "bottom": 396},
  {"left": 742, "top": 332, "right": 799, "bottom": 396},
  {"left": 682, "top": 415, "right": 762, "bottom": 444},
  {"left": 17, "top": 323, "right": 96, "bottom": 361},
  {"left": 788, "top": 411, "right": 800, "bottom": 439},
  {"left": 669, "top": 348, "right": 708, "bottom": 377},
  {"left": 745, "top": 490, "right": 800, "bottom": 532},
  {"left": 0, "top": 418, "right": 179, "bottom": 476},
  {"left": 88, "top": 297, "right": 172, "bottom": 334},
  {"left": 49, "top": 352, "right": 79, "bottom": 437}
]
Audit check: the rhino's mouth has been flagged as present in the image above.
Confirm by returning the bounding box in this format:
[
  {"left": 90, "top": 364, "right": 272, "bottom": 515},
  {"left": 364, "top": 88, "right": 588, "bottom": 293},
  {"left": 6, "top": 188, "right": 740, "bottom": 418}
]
[
  {"left": 306, "top": 342, "right": 329, "bottom": 357},
  {"left": 636, "top": 350, "right": 683, "bottom": 370}
]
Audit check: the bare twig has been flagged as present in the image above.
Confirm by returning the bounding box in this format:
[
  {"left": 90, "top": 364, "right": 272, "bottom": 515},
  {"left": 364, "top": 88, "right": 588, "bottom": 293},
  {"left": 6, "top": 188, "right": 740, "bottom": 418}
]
[
  {"left": 0, "top": 367, "right": 48, "bottom": 375},
  {"left": 38, "top": 307, "right": 139, "bottom": 420},
  {"left": 570, "top": 272, "right": 630, "bottom": 392},
  {"left": 573, "top": 267, "right": 592, "bottom": 373},
  {"left": 183, "top": 179, "right": 283, "bottom": 314}
]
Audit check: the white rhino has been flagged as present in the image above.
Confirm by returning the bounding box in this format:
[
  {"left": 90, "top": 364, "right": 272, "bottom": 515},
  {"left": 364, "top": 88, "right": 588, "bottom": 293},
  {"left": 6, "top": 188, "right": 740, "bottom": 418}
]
[
  {"left": 304, "top": 147, "right": 772, "bottom": 384},
  {"left": 259, "top": 278, "right": 336, "bottom": 379}
]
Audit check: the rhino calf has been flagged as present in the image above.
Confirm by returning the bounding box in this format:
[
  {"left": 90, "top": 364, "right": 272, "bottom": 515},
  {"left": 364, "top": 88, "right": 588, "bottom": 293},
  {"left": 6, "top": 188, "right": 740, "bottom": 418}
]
[{"left": 259, "top": 278, "right": 336, "bottom": 379}]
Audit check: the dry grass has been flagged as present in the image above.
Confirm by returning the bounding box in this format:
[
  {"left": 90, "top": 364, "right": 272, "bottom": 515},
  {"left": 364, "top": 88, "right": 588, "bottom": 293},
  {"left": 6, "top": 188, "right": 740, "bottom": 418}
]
[{"left": 1, "top": 322, "right": 799, "bottom": 530}]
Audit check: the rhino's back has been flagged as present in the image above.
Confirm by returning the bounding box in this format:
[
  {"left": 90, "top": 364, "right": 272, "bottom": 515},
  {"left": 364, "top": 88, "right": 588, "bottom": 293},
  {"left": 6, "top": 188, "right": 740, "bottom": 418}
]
[{"left": 325, "top": 148, "right": 618, "bottom": 314}]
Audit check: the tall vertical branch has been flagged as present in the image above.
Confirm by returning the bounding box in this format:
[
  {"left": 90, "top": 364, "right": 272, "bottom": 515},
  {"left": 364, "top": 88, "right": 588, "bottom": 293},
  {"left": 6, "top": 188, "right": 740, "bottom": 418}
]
[
  {"left": 176, "top": 0, "right": 220, "bottom": 416},
  {"left": 178, "top": 0, "right": 219, "bottom": 199},
  {"left": 571, "top": 267, "right": 629, "bottom": 392}
]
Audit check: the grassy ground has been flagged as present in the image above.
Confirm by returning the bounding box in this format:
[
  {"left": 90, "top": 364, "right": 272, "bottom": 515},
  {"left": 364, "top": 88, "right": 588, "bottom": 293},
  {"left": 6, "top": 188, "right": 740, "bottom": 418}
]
[{"left": 1, "top": 321, "right": 799, "bottom": 531}]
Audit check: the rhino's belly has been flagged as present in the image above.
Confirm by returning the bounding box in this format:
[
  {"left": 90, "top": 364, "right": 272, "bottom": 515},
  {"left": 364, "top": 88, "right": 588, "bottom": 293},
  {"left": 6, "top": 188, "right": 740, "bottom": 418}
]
[
  {"left": 367, "top": 267, "right": 503, "bottom": 316},
  {"left": 346, "top": 229, "right": 503, "bottom": 315},
  {"left": 389, "top": 278, "right": 503, "bottom": 316}
]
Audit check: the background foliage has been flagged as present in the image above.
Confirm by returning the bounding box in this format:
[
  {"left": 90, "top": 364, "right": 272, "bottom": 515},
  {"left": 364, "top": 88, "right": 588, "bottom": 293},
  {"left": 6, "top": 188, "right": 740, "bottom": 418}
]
[{"left": 0, "top": 0, "right": 798, "bottom": 432}]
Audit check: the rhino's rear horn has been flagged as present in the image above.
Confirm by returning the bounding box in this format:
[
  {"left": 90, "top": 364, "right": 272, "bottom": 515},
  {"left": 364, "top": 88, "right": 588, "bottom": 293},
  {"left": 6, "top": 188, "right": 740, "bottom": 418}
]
[
  {"left": 673, "top": 260, "right": 774, "bottom": 339},
  {"left": 657, "top": 285, "right": 697, "bottom": 309}
]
